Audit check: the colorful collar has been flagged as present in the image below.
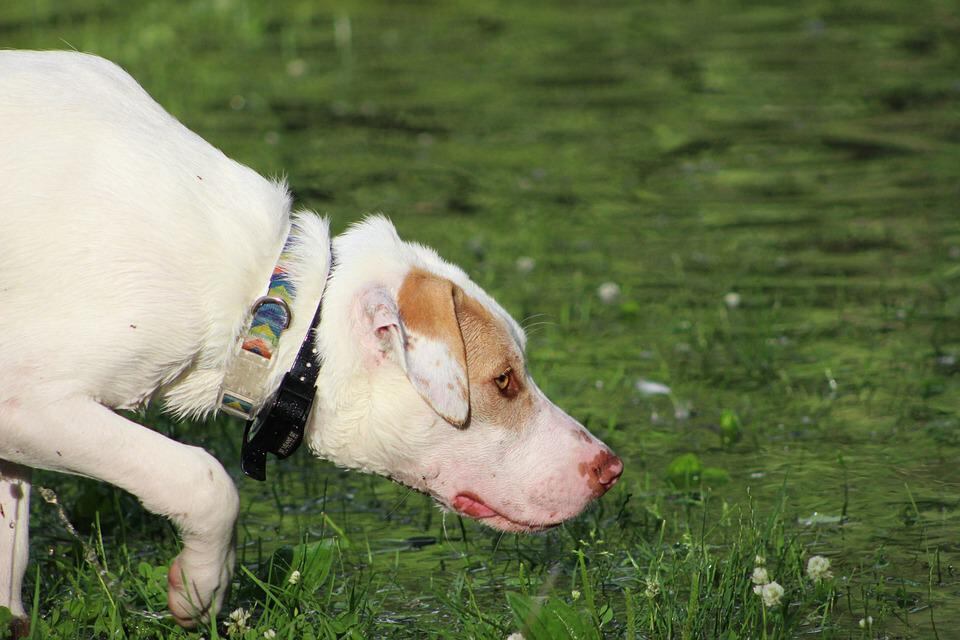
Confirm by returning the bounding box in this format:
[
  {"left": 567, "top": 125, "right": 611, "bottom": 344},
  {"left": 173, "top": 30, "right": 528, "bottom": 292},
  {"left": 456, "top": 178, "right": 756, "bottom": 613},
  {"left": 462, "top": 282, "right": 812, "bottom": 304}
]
[{"left": 219, "top": 235, "right": 333, "bottom": 481}]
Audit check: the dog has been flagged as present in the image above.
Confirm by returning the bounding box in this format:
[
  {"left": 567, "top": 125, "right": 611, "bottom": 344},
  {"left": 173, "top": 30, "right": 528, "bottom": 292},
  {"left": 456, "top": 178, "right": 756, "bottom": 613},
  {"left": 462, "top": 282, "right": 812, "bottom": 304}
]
[{"left": 0, "top": 50, "right": 622, "bottom": 628}]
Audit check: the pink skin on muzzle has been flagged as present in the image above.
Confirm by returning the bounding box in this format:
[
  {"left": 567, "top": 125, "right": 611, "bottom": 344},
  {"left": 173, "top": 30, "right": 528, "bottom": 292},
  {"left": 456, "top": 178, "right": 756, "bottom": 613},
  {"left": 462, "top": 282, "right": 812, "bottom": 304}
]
[
  {"left": 451, "top": 450, "right": 622, "bottom": 531},
  {"left": 440, "top": 396, "right": 624, "bottom": 532}
]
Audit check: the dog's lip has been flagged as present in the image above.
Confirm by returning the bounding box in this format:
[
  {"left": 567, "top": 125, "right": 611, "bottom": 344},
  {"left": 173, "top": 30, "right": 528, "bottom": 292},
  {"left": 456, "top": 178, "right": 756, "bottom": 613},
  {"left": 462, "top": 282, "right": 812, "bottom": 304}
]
[
  {"left": 451, "top": 492, "right": 561, "bottom": 533},
  {"left": 387, "top": 476, "right": 563, "bottom": 533}
]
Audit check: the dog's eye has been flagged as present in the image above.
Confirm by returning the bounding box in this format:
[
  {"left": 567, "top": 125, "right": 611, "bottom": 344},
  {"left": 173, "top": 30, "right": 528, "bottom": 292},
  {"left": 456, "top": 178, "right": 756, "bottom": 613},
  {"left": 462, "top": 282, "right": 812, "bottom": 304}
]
[{"left": 494, "top": 369, "right": 512, "bottom": 393}]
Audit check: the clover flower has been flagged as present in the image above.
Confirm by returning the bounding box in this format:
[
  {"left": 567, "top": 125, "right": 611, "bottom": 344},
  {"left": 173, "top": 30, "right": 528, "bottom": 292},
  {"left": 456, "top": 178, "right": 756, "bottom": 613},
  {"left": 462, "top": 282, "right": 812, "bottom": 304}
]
[
  {"left": 597, "top": 282, "right": 621, "bottom": 304},
  {"left": 644, "top": 577, "right": 660, "bottom": 599},
  {"left": 751, "top": 566, "right": 770, "bottom": 586},
  {"left": 264, "top": 631, "right": 277, "bottom": 639},
  {"left": 753, "top": 581, "right": 784, "bottom": 608},
  {"left": 288, "top": 569, "right": 301, "bottom": 585},
  {"left": 225, "top": 608, "right": 251, "bottom": 636},
  {"left": 806, "top": 555, "right": 833, "bottom": 582}
]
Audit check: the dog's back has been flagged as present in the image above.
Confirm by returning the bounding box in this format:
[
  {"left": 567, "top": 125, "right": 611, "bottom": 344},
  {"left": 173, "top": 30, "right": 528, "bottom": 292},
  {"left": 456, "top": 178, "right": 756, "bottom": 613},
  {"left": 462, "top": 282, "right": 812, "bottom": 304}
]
[{"left": 0, "top": 51, "right": 290, "bottom": 409}]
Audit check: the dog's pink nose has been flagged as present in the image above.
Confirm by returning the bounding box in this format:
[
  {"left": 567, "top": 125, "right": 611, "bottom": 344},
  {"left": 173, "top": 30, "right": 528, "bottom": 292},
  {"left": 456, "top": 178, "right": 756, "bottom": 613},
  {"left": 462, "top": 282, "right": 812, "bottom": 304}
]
[
  {"left": 597, "top": 454, "right": 623, "bottom": 488},
  {"left": 585, "top": 451, "right": 623, "bottom": 496}
]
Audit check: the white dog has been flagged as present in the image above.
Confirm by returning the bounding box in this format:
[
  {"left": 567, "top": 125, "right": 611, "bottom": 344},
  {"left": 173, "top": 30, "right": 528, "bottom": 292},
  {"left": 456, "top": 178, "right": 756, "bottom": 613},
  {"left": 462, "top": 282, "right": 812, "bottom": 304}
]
[{"left": 0, "top": 50, "right": 622, "bottom": 628}]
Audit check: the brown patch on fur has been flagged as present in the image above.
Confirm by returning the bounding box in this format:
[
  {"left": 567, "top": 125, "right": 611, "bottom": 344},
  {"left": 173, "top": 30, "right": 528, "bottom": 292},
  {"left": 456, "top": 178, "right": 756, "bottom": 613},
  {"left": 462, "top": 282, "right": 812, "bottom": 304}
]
[
  {"left": 456, "top": 291, "right": 535, "bottom": 429},
  {"left": 398, "top": 268, "right": 469, "bottom": 377},
  {"left": 397, "top": 268, "right": 535, "bottom": 429},
  {"left": 397, "top": 268, "right": 470, "bottom": 424}
]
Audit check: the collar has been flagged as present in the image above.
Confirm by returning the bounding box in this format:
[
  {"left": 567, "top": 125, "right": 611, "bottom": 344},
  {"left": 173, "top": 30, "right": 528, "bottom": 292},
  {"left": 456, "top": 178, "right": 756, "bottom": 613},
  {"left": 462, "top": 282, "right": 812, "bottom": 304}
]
[{"left": 219, "top": 234, "right": 333, "bottom": 481}]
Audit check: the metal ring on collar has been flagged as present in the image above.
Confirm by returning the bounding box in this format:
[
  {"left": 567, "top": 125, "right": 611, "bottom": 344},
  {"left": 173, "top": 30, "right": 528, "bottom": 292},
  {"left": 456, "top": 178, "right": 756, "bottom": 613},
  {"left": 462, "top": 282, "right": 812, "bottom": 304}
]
[{"left": 251, "top": 295, "right": 292, "bottom": 330}]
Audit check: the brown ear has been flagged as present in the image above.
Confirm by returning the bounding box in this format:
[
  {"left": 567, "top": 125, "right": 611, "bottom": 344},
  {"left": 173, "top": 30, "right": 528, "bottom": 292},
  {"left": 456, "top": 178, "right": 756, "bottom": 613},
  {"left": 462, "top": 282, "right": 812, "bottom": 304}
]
[{"left": 396, "top": 269, "right": 470, "bottom": 426}]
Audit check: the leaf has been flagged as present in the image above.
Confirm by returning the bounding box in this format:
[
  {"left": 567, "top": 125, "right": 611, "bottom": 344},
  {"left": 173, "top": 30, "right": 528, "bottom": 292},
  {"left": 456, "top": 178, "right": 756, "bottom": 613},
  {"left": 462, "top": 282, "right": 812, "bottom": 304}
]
[
  {"left": 506, "top": 592, "right": 598, "bottom": 640},
  {"left": 271, "top": 539, "right": 337, "bottom": 594},
  {"left": 666, "top": 453, "right": 703, "bottom": 490}
]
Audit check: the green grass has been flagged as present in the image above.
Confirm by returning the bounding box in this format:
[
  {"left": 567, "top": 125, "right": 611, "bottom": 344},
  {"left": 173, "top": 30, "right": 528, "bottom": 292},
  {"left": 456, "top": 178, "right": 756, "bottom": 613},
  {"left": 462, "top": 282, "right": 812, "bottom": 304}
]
[
  {"left": 1, "top": 483, "right": 862, "bottom": 639},
  {"left": 2, "top": 0, "right": 960, "bottom": 637}
]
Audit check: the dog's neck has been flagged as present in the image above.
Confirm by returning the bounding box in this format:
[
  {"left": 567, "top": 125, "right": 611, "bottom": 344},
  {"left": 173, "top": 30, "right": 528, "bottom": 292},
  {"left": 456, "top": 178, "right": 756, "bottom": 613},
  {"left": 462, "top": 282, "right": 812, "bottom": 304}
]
[
  {"left": 233, "top": 227, "right": 334, "bottom": 479},
  {"left": 244, "top": 214, "right": 334, "bottom": 406}
]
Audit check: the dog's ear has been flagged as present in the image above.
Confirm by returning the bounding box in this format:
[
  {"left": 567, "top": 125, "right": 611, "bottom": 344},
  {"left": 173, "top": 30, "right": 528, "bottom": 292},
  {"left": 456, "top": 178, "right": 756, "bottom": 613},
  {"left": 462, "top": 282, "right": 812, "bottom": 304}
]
[{"left": 359, "top": 272, "right": 469, "bottom": 426}]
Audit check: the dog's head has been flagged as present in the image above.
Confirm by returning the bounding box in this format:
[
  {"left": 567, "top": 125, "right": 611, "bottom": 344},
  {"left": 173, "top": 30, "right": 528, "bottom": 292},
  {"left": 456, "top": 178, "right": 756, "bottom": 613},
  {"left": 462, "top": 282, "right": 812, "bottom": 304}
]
[{"left": 310, "top": 217, "right": 621, "bottom": 532}]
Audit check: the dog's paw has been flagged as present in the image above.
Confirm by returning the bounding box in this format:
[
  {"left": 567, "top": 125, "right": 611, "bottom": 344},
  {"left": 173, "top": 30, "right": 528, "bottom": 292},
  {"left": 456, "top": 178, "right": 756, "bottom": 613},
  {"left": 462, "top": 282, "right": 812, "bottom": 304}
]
[
  {"left": 166, "top": 549, "right": 235, "bottom": 628},
  {"left": 4, "top": 617, "right": 30, "bottom": 640}
]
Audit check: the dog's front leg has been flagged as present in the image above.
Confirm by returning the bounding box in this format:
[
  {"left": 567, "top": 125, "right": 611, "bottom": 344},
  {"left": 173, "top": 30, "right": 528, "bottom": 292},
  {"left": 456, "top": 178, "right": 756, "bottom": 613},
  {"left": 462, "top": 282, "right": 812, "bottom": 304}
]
[
  {"left": 0, "top": 396, "right": 238, "bottom": 628},
  {"left": 0, "top": 460, "right": 31, "bottom": 636}
]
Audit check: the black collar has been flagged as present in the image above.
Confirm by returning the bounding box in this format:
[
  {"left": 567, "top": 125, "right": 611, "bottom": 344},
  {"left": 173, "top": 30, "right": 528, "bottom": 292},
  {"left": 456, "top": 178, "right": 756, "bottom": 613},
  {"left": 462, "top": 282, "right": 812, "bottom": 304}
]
[{"left": 240, "top": 250, "right": 334, "bottom": 481}]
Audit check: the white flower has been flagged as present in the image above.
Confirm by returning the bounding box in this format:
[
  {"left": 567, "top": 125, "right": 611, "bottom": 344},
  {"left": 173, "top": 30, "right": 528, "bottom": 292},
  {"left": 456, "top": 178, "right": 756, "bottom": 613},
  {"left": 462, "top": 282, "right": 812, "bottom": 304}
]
[
  {"left": 858, "top": 616, "right": 873, "bottom": 628},
  {"left": 806, "top": 555, "right": 833, "bottom": 582},
  {"left": 597, "top": 282, "right": 621, "bottom": 304},
  {"left": 225, "top": 608, "right": 251, "bottom": 635},
  {"left": 570, "top": 590, "right": 581, "bottom": 600},
  {"left": 288, "top": 569, "right": 301, "bottom": 585},
  {"left": 753, "top": 581, "right": 784, "bottom": 608},
  {"left": 264, "top": 631, "right": 277, "bottom": 639},
  {"left": 723, "top": 292, "right": 741, "bottom": 308},
  {"left": 506, "top": 634, "right": 525, "bottom": 640},
  {"left": 644, "top": 577, "right": 660, "bottom": 599},
  {"left": 754, "top": 555, "right": 765, "bottom": 565},
  {"left": 751, "top": 566, "right": 770, "bottom": 585},
  {"left": 515, "top": 256, "right": 535, "bottom": 274}
]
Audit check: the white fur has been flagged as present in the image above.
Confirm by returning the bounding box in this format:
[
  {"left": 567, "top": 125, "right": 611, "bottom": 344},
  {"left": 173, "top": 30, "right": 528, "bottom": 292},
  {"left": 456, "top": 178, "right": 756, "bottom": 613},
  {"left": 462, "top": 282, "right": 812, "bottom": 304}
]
[{"left": 0, "top": 51, "right": 621, "bottom": 626}]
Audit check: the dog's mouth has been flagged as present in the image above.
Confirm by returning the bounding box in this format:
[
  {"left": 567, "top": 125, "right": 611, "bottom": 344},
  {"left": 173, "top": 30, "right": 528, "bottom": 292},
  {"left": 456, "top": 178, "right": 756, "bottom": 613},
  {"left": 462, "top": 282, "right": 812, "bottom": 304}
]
[
  {"left": 450, "top": 492, "right": 562, "bottom": 533},
  {"left": 387, "top": 475, "right": 563, "bottom": 533}
]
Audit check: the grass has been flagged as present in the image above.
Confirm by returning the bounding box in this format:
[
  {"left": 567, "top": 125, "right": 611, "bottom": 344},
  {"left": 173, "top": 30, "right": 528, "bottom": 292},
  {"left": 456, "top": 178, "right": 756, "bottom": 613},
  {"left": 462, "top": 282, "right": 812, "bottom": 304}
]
[
  {"left": 11, "top": 475, "right": 946, "bottom": 638},
  {"left": 3, "top": 480, "right": 865, "bottom": 639},
  {"left": 2, "top": 0, "right": 960, "bottom": 637}
]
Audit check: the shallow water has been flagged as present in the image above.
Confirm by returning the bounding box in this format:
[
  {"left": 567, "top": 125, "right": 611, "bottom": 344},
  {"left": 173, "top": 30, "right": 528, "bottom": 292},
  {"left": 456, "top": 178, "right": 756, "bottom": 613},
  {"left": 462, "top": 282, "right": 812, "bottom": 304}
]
[{"left": 6, "top": 0, "right": 960, "bottom": 636}]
